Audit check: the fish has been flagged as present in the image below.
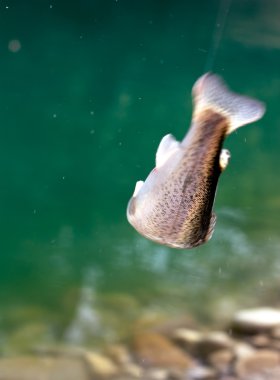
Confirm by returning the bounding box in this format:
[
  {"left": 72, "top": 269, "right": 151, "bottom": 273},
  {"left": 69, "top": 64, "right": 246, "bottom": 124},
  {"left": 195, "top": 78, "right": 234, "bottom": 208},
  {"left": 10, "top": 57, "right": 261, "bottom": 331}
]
[{"left": 127, "top": 73, "right": 265, "bottom": 249}]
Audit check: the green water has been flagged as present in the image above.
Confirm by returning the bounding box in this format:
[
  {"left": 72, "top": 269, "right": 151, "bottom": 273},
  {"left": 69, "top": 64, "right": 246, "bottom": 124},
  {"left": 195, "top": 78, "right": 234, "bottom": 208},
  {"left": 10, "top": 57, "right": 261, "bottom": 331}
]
[{"left": 1, "top": 0, "right": 280, "bottom": 352}]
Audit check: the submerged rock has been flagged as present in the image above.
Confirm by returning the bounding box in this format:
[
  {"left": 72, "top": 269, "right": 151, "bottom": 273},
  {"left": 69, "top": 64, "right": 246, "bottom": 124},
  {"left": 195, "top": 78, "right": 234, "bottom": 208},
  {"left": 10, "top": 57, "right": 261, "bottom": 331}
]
[
  {"left": 233, "top": 341, "right": 256, "bottom": 361},
  {"left": 83, "top": 351, "right": 119, "bottom": 378},
  {"left": 105, "top": 344, "right": 143, "bottom": 378},
  {"left": 208, "top": 349, "right": 233, "bottom": 374},
  {"left": 235, "top": 349, "right": 280, "bottom": 379},
  {"left": 186, "top": 365, "right": 217, "bottom": 380},
  {"left": 196, "top": 331, "right": 234, "bottom": 358},
  {"left": 131, "top": 332, "right": 194, "bottom": 370},
  {"left": 173, "top": 328, "right": 233, "bottom": 359},
  {"left": 232, "top": 308, "right": 280, "bottom": 333},
  {"left": 123, "top": 362, "right": 143, "bottom": 378},
  {"left": 248, "top": 334, "right": 272, "bottom": 349},
  {"left": 271, "top": 325, "right": 280, "bottom": 339},
  {"left": 105, "top": 344, "right": 132, "bottom": 365},
  {"left": 144, "top": 367, "right": 169, "bottom": 380},
  {"left": 172, "top": 328, "right": 203, "bottom": 354}
]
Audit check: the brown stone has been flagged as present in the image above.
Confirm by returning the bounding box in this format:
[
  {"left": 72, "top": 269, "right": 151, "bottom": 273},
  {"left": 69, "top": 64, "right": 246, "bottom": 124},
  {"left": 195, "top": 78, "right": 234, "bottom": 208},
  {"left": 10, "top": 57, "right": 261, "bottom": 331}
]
[
  {"left": 235, "top": 349, "right": 280, "bottom": 379},
  {"left": 248, "top": 333, "right": 272, "bottom": 348},
  {"left": 271, "top": 326, "right": 280, "bottom": 339},
  {"left": 272, "top": 339, "right": 280, "bottom": 350},
  {"left": 208, "top": 349, "right": 233, "bottom": 374},
  {"left": 83, "top": 351, "right": 119, "bottom": 378},
  {"left": 196, "top": 331, "right": 233, "bottom": 358},
  {"left": 233, "top": 341, "right": 256, "bottom": 360},
  {"left": 105, "top": 344, "right": 132, "bottom": 365},
  {"left": 122, "top": 362, "right": 143, "bottom": 378},
  {"left": 131, "top": 332, "right": 193, "bottom": 369}
]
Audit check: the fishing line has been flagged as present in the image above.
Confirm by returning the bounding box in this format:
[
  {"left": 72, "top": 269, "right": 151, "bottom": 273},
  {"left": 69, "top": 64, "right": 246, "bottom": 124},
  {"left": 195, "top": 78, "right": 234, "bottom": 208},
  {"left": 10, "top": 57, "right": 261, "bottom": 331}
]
[{"left": 204, "top": 0, "right": 232, "bottom": 73}]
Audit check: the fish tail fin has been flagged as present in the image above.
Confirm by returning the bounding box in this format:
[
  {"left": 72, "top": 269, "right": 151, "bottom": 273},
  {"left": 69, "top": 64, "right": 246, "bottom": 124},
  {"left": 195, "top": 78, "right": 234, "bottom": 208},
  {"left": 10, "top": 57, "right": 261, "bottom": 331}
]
[{"left": 192, "top": 73, "right": 265, "bottom": 134}]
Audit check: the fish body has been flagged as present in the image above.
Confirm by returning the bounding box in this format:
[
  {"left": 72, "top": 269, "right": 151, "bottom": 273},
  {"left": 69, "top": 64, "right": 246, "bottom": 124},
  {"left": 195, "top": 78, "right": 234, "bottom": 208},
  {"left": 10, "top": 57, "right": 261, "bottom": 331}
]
[{"left": 127, "top": 73, "right": 265, "bottom": 249}]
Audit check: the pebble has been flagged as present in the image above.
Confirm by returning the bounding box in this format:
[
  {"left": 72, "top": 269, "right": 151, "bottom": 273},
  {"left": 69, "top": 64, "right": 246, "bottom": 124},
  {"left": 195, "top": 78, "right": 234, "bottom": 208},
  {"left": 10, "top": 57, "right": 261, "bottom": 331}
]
[
  {"left": 131, "top": 332, "right": 194, "bottom": 369},
  {"left": 271, "top": 339, "right": 280, "bottom": 350},
  {"left": 83, "top": 351, "right": 119, "bottom": 378},
  {"left": 232, "top": 308, "right": 280, "bottom": 333},
  {"left": 248, "top": 334, "right": 272, "bottom": 348},
  {"left": 123, "top": 362, "right": 143, "bottom": 378},
  {"left": 271, "top": 326, "right": 280, "bottom": 339},
  {"left": 145, "top": 368, "right": 169, "bottom": 380},
  {"left": 208, "top": 349, "right": 233, "bottom": 374},
  {"left": 186, "top": 365, "right": 217, "bottom": 380},
  {"left": 196, "top": 331, "right": 233, "bottom": 358},
  {"left": 105, "top": 344, "right": 132, "bottom": 365},
  {"left": 172, "top": 328, "right": 202, "bottom": 353},
  {"left": 234, "top": 341, "right": 256, "bottom": 360},
  {"left": 235, "top": 349, "right": 280, "bottom": 379}
]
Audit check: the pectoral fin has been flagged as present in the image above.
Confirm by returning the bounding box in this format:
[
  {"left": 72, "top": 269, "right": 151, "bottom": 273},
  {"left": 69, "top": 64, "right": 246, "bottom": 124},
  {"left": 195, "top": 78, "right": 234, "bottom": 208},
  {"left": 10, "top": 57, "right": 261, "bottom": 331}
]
[
  {"left": 219, "top": 149, "right": 231, "bottom": 171},
  {"left": 156, "top": 134, "right": 180, "bottom": 168}
]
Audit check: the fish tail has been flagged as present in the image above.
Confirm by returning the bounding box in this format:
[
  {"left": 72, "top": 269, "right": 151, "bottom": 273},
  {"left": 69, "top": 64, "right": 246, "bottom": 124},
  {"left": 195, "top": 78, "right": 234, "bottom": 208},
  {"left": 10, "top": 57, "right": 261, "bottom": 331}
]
[{"left": 192, "top": 73, "right": 265, "bottom": 134}]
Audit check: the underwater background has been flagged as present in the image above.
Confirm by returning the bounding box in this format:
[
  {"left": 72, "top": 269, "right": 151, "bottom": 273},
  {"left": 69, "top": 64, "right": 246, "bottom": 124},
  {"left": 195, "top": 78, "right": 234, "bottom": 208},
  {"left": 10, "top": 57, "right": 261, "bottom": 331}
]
[{"left": 0, "top": 0, "right": 280, "bottom": 353}]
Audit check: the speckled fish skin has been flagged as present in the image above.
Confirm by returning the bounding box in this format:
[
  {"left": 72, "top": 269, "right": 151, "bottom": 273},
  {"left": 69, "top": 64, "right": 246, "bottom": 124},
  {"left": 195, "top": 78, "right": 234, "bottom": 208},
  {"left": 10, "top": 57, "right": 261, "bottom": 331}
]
[{"left": 127, "top": 73, "right": 265, "bottom": 249}]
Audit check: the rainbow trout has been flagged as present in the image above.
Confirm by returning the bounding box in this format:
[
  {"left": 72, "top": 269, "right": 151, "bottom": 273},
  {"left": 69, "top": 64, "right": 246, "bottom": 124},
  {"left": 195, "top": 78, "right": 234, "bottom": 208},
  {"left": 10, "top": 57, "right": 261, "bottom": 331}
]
[{"left": 127, "top": 73, "right": 265, "bottom": 249}]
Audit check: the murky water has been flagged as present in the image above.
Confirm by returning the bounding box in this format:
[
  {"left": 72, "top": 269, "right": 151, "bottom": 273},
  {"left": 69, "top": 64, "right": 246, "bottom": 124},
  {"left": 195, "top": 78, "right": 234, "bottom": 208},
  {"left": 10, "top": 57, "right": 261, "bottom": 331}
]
[{"left": 1, "top": 0, "right": 280, "bottom": 353}]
